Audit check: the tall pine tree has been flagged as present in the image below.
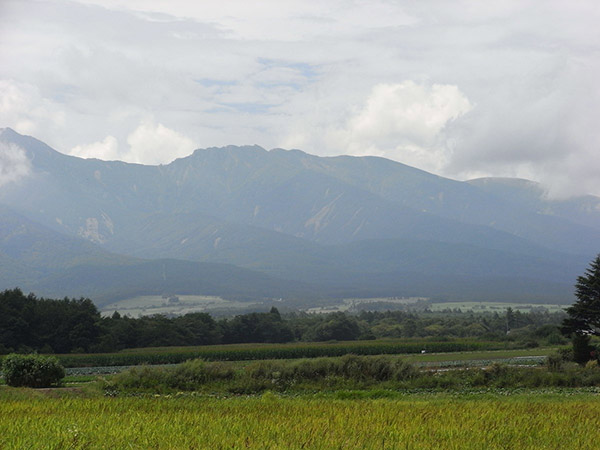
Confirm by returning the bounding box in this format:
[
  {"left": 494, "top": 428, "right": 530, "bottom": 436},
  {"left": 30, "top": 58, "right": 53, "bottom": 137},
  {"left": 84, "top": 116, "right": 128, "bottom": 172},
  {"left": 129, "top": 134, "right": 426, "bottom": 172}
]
[{"left": 562, "top": 255, "right": 600, "bottom": 336}]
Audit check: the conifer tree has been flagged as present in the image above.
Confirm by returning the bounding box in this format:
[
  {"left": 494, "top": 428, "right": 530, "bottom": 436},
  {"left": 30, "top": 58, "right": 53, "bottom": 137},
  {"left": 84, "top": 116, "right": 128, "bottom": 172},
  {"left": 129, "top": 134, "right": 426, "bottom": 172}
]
[{"left": 562, "top": 254, "right": 600, "bottom": 337}]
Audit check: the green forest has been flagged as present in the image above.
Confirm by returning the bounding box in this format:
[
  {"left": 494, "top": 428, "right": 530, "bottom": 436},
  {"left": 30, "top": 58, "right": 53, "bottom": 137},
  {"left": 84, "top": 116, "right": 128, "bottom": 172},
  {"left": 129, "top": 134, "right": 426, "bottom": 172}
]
[{"left": 0, "top": 288, "right": 567, "bottom": 355}]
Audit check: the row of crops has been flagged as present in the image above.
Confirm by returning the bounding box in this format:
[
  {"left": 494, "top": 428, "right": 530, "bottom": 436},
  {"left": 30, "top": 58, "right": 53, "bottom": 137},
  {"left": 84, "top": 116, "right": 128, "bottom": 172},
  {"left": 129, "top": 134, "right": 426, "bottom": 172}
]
[{"left": 46, "top": 338, "right": 516, "bottom": 367}]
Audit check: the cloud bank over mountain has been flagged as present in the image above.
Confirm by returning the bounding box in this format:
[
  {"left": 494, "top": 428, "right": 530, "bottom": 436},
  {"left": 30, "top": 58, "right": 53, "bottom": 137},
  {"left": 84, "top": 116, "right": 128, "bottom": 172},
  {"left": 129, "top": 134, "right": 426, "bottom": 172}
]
[
  {"left": 0, "top": 142, "right": 30, "bottom": 187},
  {"left": 1, "top": 1, "right": 599, "bottom": 196}
]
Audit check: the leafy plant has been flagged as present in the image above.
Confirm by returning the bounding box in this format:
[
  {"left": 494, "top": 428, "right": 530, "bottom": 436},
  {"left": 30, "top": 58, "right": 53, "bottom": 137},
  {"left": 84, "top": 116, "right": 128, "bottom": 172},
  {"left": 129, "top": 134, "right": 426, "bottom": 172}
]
[{"left": 2, "top": 353, "right": 65, "bottom": 388}]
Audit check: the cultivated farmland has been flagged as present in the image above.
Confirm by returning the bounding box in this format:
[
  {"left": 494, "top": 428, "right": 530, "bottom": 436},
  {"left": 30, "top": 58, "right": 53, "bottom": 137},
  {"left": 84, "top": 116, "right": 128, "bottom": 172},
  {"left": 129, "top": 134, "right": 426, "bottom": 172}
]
[{"left": 1, "top": 390, "right": 599, "bottom": 449}]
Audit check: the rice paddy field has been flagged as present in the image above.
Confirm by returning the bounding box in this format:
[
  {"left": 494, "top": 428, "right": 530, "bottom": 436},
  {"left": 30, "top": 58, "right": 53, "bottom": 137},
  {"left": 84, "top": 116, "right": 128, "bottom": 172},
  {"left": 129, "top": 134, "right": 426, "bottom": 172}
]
[
  {"left": 1, "top": 389, "right": 599, "bottom": 449},
  {"left": 0, "top": 342, "right": 587, "bottom": 448}
]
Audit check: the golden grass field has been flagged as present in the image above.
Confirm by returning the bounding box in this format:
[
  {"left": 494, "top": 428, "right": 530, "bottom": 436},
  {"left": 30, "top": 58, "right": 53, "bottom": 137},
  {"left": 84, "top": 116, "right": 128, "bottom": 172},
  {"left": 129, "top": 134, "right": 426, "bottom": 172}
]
[{"left": 1, "top": 389, "right": 599, "bottom": 449}]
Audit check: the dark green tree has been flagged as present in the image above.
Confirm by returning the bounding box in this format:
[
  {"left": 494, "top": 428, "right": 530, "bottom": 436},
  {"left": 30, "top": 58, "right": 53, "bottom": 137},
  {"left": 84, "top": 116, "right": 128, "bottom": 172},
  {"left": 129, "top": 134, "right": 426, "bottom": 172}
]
[
  {"left": 303, "top": 312, "right": 361, "bottom": 341},
  {"left": 562, "top": 254, "right": 600, "bottom": 363},
  {"left": 562, "top": 255, "right": 600, "bottom": 336},
  {"left": 220, "top": 311, "right": 294, "bottom": 344},
  {"left": 174, "top": 313, "right": 222, "bottom": 345}
]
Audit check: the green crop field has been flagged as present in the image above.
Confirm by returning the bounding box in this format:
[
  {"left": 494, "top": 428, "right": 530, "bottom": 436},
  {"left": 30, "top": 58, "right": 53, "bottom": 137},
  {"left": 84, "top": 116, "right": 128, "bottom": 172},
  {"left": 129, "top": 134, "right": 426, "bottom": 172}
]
[
  {"left": 1, "top": 389, "right": 599, "bottom": 449},
  {"left": 46, "top": 338, "right": 524, "bottom": 368}
]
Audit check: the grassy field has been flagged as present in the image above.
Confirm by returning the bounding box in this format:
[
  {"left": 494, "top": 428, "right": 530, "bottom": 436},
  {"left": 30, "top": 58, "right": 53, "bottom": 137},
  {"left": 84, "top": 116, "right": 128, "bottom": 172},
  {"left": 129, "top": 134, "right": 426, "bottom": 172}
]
[
  {"left": 1, "top": 389, "right": 599, "bottom": 449},
  {"left": 305, "top": 296, "right": 427, "bottom": 313},
  {"left": 100, "top": 294, "right": 258, "bottom": 317},
  {"left": 302, "top": 298, "right": 568, "bottom": 313},
  {"left": 428, "top": 301, "right": 567, "bottom": 313},
  {"left": 403, "top": 347, "right": 557, "bottom": 363}
]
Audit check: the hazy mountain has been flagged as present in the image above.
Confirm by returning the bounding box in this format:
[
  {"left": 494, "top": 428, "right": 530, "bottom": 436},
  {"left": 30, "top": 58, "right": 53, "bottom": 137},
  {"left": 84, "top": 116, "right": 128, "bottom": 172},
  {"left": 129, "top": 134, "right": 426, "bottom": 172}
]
[
  {"left": 1, "top": 127, "right": 597, "bottom": 305},
  {"left": 467, "top": 177, "right": 600, "bottom": 231},
  {"left": 0, "top": 204, "right": 317, "bottom": 305}
]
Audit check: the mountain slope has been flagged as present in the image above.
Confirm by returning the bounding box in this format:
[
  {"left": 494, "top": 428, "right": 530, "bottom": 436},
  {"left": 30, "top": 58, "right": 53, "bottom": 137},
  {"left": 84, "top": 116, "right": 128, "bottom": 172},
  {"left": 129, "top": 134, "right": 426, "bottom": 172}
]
[
  {"left": 1, "top": 128, "right": 596, "bottom": 304},
  {"left": 0, "top": 204, "right": 317, "bottom": 304},
  {"left": 4, "top": 128, "right": 594, "bottom": 257},
  {"left": 468, "top": 177, "right": 600, "bottom": 230}
]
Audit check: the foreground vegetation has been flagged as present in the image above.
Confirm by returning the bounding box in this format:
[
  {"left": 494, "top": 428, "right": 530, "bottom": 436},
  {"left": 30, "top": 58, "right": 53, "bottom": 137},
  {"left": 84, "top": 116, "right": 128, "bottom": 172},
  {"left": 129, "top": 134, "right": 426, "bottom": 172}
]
[
  {"left": 2, "top": 354, "right": 64, "bottom": 388},
  {"left": 99, "top": 354, "right": 600, "bottom": 395},
  {"left": 1, "top": 388, "right": 599, "bottom": 449},
  {"left": 3, "top": 350, "right": 600, "bottom": 448}
]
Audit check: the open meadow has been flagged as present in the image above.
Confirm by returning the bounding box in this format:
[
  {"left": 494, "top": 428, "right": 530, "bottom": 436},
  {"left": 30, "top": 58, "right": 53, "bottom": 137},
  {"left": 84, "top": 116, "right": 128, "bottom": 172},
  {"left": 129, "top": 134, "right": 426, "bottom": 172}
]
[
  {"left": 99, "top": 295, "right": 258, "bottom": 318},
  {"left": 427, "top": 302, "right": 566, "bottom": 313}
]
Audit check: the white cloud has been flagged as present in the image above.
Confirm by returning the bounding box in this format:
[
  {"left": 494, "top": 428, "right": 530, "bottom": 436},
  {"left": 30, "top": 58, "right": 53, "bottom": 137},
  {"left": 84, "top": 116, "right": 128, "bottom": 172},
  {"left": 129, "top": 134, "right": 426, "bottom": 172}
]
[
  {"left": 0, "top": 80, "right": 66, "bottom": 136},
  {"left": 0, "top": 142, "right": 31, "bottom": 187},
  {"left": 346, "top": 82, "right": 471, "bottom": 152},
  {"left": 446, "top": 55, "right": 600, "bottom": 198},
  {"left": 1, "top": 0, "right": 600, "bottom": 196},
  {"left": 287, "top": 81, "right": 472, "bottom": 173},
  {"left": 69, "top": 121, "right": 196, "bottom": 164},
  {"left": 70, "top": 135, "right": 120, "bottom": 160},
  {"left": 125, "top": 120, "right": 196, "bottom": 165},
  {"left": 73, "top": 0, "right": 417, "bottom": 41}
]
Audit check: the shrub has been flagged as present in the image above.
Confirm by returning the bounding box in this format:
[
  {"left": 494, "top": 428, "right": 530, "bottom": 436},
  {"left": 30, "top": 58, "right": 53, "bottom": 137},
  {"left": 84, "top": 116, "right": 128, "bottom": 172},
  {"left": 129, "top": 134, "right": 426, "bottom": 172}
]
[
  {"left": 171, "top": 359, "right": 234, "bottom": 389},
  {"left": 337, "top": 354, "right": 416, "bottom": 381},
  {"left": 107, "top": 359, "right": 235, "bottom": 392},
  {"left": 2, "top": 353, "right": 65, "bottom": 388},
  {"left": 585, "top": 360, "right": 599, "bottom": 370},
  {"left": 109, "top": 365, "right": 171, "bottom": 392},
  {"left": 557, "top": 346, "right": 574, "bottom": 362},
  {"left": 572, "top": 334, "right": 595, "bottom": 365},
  {"left": 245, "top": 355, "right": 416, "bottom": 384},
  {"left": 546, "top": 353, "right": 564, "bottom": 372}
]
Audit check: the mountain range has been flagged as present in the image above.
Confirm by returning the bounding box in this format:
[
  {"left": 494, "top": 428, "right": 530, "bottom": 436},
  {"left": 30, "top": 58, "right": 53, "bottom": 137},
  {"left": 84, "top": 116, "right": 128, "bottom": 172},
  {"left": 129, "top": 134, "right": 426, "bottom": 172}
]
[{"left": 1, "top": 127, "right": 598, "bottom": 307}]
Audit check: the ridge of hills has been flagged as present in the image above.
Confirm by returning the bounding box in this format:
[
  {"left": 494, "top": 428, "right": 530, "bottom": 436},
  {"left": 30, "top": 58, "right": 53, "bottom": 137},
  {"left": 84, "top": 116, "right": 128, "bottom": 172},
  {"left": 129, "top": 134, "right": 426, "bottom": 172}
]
[{"left": 1, "top": 127, "right": 598, "bottom": 306}]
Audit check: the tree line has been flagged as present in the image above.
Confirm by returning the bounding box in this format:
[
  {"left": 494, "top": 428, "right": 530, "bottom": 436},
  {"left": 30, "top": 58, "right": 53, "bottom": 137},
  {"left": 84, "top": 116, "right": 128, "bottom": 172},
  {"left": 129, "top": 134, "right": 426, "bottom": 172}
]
[{"left": 0, "top": 288, "right": 567, "bottom": 354}]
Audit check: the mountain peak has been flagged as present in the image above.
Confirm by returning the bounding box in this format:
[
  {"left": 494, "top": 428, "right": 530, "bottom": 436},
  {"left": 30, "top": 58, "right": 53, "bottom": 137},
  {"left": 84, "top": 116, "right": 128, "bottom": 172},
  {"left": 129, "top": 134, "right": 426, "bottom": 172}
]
[
  {"left": 192, "top": 144, "right": 266, "bottom": 155},
  {"left": 269, "top": 147, "right": 309, "bottom": 157},
  {"left": 468, "top": 177, "right": 541, "bottom": 188},
  {"left": 467, "top": 177, "right": 547, "bottom": 199},
  {"left": 0, "top": 127, "right": 18, "bottom": 140}
]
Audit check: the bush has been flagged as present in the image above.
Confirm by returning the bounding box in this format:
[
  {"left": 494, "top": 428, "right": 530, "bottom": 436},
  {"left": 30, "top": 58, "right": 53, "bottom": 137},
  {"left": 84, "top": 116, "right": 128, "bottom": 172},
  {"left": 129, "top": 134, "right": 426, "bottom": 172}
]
[
  {"left": 107, "top": 359, "right": 235, "bottom": 393},
  {"left": 546, "top": 353, "right": 564, "bottom": 372},
  {"left": 585, "top": 360, "right": 599, "bottom": 370},
  {"left": 572, "top": 334, "right": 595, "bottom": 365},
  {"left": 245, "top": 355, "right": 416, "bottom": 383},
  {"left": 2, "top": 353, "right": 65, "bottom": 388},
  {"left": 171, "top": 359, "right": 234, "bottom": 389}
]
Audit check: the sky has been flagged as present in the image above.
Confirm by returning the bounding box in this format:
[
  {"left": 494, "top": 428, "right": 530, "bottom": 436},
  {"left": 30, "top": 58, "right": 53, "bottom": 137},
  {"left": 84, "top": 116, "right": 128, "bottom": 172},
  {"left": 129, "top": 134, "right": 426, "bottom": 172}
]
[{"left": 0, "top": 0, "right": 599, "bottom": 197}]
